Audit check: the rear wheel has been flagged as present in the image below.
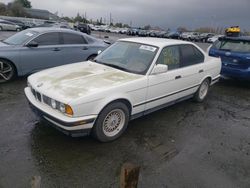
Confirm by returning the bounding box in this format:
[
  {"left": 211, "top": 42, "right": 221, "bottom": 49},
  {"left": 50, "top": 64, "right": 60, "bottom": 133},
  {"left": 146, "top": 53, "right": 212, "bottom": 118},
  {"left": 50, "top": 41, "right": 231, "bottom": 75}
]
[
  {"left": 0, "top": 59, "right": 16, "bottom": 83},
  {"left": 92, "top": 102, "right": 129, "bottom": 142},
  {"left": 194, "top": 79, "right": 210, "bottom": 102}
]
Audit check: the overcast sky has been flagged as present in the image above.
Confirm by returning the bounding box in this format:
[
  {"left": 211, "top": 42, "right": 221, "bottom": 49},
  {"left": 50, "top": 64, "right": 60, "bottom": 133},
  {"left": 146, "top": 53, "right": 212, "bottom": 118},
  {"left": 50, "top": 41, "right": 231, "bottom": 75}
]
[{"left": 2, "top": 0, "right": 250, "bottom": 30}]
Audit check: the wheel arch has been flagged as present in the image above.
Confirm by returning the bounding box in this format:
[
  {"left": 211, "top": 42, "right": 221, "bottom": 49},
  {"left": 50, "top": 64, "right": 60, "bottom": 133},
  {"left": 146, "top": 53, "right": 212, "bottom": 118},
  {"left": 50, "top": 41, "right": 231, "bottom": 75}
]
[
  {"left": 200, "top": 75, "right": 212, "bottom": 85},
  {"left": 98, "top": 98, "right": 133, "bottom": 117}
]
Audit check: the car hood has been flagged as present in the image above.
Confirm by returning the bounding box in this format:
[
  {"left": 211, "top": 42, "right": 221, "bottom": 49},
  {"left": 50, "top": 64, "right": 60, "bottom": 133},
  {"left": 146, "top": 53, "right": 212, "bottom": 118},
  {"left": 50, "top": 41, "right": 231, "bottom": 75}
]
[
  {"left": 0, "top": 41, "right": 18, "bottom": 50},
  {"left": 28, "top": 61, "right": 142, "bottom": 103},
  {"left": 0, "top": 41, "right": 10, "bottom": 48}
]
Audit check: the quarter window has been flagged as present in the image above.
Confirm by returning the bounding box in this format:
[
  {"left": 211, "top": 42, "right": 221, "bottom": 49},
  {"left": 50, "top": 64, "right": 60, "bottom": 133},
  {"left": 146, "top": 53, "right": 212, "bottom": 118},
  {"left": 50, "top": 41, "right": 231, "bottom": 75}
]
[
  {"left": 157, "top": 46, "right": 180, "bottom": 70},
  {"left": 33, "top": 32, "right": 60, "bottom": 46},
  {"left": 180, "top": 44, "right": 204, "bottom": 67},
  {"left": 62, "top": 33, "right": 87, "bottom": 44}
]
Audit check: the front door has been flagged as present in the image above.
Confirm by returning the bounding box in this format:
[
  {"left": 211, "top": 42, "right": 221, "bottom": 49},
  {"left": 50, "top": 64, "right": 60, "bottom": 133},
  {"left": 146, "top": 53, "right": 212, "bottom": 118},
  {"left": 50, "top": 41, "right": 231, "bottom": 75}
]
[{"left": 20, "top": 32, "right": 63, "bottom": 75}]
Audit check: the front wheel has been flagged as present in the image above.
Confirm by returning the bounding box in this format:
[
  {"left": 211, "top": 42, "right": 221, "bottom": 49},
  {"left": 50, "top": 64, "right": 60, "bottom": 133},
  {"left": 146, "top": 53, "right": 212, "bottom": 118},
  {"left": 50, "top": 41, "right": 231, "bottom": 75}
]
[
  {"left": 92, "top": 102, "right": 129, "bottom": 142},
  {"left": 193, "top": 79, "right": 210, "bottom": 102},
  {"left": 0, "top": 60, "right": 16, "bottom": 83}
]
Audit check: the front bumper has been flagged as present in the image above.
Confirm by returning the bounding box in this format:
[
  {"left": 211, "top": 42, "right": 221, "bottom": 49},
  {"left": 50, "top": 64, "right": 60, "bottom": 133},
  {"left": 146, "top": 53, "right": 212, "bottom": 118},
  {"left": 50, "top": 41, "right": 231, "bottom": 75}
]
[{"left": 24, "top": 87, "right": 97, "bottom": 137}]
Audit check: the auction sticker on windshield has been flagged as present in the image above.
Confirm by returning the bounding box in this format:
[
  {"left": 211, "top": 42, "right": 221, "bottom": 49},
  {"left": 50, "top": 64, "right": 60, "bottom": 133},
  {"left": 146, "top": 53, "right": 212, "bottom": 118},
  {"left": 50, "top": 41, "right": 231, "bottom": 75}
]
[
  {"left": 25, "top": 32, "right": 34, "bottom": 37},
  {"left": 139, "top": 45, "right": 157, "bottom": 52}
]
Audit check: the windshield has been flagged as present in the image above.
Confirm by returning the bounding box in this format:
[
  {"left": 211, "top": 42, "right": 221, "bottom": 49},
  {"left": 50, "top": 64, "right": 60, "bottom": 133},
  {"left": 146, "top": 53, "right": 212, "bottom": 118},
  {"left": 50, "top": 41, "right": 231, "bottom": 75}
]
[
  {"left": 3, "top": 30, "right": 39, "bottom": 45},
  {"left": 95, "top": 41, "right": 158, "bottom": 74},
  {"left": 220, "top": 40, "right": 250, "bottom": 53}
]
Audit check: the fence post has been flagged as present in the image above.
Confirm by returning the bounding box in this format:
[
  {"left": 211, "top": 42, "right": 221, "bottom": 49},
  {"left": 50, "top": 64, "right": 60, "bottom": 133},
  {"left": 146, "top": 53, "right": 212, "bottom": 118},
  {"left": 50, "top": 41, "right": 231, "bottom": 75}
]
[{"left": 31, "top": 176, "right": 41, "bottom": 188}]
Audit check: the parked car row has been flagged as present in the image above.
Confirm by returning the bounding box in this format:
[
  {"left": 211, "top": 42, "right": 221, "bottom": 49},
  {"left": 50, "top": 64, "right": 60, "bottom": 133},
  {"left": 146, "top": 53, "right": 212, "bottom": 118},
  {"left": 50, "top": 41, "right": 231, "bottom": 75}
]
[
  {"left": 123, "top": 28, "right": 224, "bottom": 43},
  {"left": 0, "top": 19, "right": 22, "bottom": 32}
]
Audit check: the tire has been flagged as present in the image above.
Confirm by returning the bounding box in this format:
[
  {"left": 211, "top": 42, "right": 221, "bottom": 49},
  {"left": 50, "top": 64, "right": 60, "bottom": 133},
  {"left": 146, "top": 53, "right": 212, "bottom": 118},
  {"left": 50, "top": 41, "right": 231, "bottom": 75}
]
[
  {"left": 0, "top": 26, "right": 2, "bottom": 31},
  {"left": 87, "top": 54, "right": 97, "bottom": 61},
  {"left": 193, "top": 79, "right": 210, "bottom": 102},
  {"left": 0, "top": 59, "right": 16, "bottom": 83},
  {"left": 92, "top": 102, "right": 130, "bottom": 142}
]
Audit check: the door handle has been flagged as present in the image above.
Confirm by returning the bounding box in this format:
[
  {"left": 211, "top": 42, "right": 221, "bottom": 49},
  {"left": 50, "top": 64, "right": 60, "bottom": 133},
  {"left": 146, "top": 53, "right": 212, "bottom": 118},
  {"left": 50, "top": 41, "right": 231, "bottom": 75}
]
[
  {"left": 82, "top": 47, "right": 88, "bottom": 50},
  {"left": 175, "top": 75, "right": 182, "bottom": 79},
  {"left": 53, "top": 48, "right": 61, "bottom": 51},
  {"left": 199, "top": 69, "right": 204, "bottom": 73}
]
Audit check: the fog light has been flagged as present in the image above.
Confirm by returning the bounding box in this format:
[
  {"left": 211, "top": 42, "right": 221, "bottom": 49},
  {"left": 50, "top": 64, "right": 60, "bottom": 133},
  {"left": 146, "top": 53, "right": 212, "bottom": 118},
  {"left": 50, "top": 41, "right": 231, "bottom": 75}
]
[{"left": 51, "top": 99, "right": 57, "bottom": 109}]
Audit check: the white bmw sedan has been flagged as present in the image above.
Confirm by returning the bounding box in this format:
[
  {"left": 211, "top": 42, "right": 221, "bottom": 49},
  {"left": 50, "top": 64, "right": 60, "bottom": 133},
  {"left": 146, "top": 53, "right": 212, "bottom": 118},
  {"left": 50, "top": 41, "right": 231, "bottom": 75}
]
[{"left": 25, "top": 38, "right": 221, "bottom": 142}]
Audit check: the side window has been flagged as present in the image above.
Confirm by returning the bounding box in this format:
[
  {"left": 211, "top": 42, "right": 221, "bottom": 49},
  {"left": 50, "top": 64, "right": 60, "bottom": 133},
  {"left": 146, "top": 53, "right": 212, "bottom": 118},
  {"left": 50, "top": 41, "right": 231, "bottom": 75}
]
[
  {"left": 212, "top": 40, "right": 221, "bottom": 49},
  {"left": 62, "top": 33, "right": 87, "bottom": 44},
  {"left": 180, "top": 44, "right": 204, "bottom": 67},
  {"left": 33, "top": 32, "right": 60, "bottom": 46},
  {"left": 157, "top": 46, "right": 180, "bottom": 70}
]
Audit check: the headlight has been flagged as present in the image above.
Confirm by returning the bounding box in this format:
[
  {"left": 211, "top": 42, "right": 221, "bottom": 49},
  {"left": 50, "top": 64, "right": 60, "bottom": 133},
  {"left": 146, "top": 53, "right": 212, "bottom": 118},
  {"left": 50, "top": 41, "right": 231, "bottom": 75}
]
[
  {"left": 51, "top": 99, "right": 57, "bottom": 109},
  {"left": 59, "top": 103, "right": 66, "bottom": 113}
]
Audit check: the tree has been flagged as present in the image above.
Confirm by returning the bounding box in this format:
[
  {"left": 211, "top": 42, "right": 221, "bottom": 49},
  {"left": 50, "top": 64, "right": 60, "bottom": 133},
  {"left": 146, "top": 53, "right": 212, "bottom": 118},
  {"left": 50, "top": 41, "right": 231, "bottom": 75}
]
[
  {"left": 0, "top": 3, "right": 7, "bottom": 15},
  {"left": 115, "top": 22, "right": 123, "bottom": 28},
  {"left": 8, "top": 1, "right": 27, "bottom": 17},
  {"left": 14, "top": 0, "right": 32, "bottom": 8},
  {"left": 177, "top": 27, "right": 188, "bottom": 32},
  {"left": 143, "top": 25, "right": 151, "bottom": 30}
]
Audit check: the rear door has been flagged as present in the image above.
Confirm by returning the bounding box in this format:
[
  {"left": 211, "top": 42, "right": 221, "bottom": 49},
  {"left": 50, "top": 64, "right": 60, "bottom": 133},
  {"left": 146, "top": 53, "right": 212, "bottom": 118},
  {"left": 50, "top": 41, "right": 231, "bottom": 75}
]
[
  {"left": 20, "top": 32, "right": 63, "bottom": 74},
  {"left": 60, "top": 32, "right": 92, "bottom": 64},
  {"left": 177, "top": 44, "right": 206, "bottom": 99}
]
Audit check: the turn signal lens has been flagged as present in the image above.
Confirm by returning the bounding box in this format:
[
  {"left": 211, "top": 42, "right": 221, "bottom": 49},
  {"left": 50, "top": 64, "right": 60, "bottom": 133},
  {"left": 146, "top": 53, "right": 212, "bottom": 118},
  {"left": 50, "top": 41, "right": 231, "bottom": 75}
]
[{"left": 65, "top": 105, "right": 73, "bottom": 116}]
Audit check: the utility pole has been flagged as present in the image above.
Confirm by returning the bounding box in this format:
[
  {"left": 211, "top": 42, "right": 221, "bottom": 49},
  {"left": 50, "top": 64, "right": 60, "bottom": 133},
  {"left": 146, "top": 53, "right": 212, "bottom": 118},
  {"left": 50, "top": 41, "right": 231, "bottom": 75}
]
[{"left": 110, "top": 13, "right": 112, "bottom": 25}]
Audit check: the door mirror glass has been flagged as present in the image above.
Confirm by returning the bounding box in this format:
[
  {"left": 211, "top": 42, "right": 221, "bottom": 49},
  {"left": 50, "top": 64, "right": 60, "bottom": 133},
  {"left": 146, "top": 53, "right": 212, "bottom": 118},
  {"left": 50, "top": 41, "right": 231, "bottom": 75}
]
[
  {"left": 27, "top": 41, "right": 38, "bottom": 47},
  {"left": 151, "top": 64, "right": 168, "bottom": 75}
]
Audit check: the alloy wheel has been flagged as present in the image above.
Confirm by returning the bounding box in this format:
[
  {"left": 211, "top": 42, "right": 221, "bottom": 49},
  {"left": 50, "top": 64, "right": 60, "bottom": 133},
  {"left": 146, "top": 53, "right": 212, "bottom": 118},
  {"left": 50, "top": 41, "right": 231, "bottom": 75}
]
[
  {"left": 102, "top": 109, "right": 126, "bottom": 137},
  {"left": 0, "top": 61, "right": 14, "bottom": 82}
]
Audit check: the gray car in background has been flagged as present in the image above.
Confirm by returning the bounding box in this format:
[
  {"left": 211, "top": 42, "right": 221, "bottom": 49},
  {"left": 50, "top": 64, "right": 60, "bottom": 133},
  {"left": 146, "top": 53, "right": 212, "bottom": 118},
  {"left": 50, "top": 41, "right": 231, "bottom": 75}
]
[
  {"left": 0, "top": 27, "right": 108, "bottom": 83},
  {"left": 0, "top": 19, "right": 22, "bottom": 31}
]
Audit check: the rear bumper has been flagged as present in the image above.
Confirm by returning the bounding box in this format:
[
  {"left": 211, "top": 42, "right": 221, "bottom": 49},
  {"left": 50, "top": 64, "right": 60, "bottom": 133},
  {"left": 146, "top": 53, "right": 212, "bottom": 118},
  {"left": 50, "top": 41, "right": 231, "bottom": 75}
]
[
  {"left": 24, "top": 87, "right": 97, "bottom": 137},
  {"left": 221, "top": 66, "right": 250, "bottom": 80}
]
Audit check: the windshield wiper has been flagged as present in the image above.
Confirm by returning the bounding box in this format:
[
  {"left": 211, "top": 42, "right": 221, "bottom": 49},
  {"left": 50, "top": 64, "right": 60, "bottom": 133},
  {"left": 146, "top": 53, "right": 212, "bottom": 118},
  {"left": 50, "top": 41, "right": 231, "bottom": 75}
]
[
  {"left": 1, "top": 40, "right": 9, "bottom": 45},
  {"left": 102, "top": 63, "right": 128, "bottom": 71}
]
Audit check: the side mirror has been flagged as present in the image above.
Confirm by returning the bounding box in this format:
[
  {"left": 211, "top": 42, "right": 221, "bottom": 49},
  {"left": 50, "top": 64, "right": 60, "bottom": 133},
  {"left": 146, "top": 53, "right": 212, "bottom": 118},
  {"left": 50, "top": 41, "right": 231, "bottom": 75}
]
[
  {"left": 97, "top": 50, "right": 102, "bottom": 55},
  {"left": 26, "top": 41, "right": 38, "bottom": 48},
  {"left": 151, "top": 64, "right": 168, "bottom": 75}
]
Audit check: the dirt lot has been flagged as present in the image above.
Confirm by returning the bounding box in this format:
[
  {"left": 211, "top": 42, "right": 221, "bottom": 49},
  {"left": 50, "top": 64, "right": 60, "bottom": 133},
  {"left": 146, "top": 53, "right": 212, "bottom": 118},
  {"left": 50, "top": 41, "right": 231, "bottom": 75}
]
[{"left": 0, "top": 31, "right": 250, "bottom": 188}]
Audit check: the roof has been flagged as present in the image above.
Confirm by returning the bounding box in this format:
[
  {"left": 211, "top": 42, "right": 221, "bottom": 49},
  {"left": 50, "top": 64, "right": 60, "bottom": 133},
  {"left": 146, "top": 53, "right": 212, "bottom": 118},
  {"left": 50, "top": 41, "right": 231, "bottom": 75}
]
[
  {"left": 119, "top": 37, "right": 192, "bottom": 48},
  {"left": 28, "top": 27, "right": 80, "bottom": 34},
  {"left": 219, "top": 36, "right": 250, "bottom": 42}
]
